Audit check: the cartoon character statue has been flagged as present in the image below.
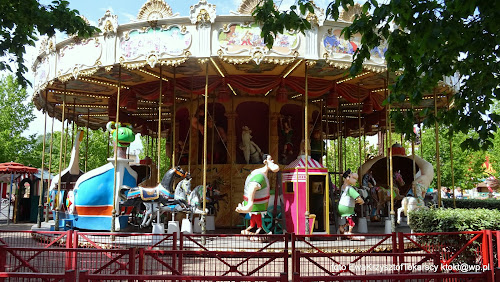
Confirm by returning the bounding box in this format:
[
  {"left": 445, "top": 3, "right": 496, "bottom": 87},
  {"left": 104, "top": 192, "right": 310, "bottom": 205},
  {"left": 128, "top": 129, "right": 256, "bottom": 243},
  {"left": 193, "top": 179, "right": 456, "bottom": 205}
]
[
  {"left": 235, "top": 154, "right": 280, "bottom": 235},
  {"left": 338, "top": 169, "right": 365, "bottom": 240}
]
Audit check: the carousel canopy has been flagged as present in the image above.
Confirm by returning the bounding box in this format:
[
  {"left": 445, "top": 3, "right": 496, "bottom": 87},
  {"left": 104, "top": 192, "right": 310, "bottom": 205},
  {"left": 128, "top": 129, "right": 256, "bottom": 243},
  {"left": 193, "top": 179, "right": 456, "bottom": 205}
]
[{"left": 31, "top": 0, "right": 452, "bottom": 138}]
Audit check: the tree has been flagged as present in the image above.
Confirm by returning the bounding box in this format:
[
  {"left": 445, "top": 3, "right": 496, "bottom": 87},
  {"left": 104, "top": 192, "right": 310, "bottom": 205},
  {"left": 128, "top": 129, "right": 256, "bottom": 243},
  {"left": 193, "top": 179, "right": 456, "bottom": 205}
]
[
  {"left": 326, "top": 136, "right": 378, "bottom": 186},
  {"left": 254, "top": 0, "right": 500, "bottom": 150},
  {"left": 419, "top": 125, "right": 486, "bottom": 191},
  {"left": 0, "top": 0, "right": 98, "bottom": 86},
  {"left": 0, "top": 75, "right": 37, "bottom": 164}
]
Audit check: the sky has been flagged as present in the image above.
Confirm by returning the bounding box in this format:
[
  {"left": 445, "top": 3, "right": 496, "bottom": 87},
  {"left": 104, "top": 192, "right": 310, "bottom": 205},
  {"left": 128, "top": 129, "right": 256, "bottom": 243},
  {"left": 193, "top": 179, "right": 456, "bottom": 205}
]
[{"left": 25, "top": 0, "right": 332, "bottom": 152}]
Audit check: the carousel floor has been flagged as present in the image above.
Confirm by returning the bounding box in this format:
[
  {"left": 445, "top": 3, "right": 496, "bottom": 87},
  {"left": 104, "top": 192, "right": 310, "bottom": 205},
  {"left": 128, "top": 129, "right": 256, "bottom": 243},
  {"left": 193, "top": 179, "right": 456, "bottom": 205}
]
[{"left": 0, "top": 216, "right": 412, "bottom": 253}]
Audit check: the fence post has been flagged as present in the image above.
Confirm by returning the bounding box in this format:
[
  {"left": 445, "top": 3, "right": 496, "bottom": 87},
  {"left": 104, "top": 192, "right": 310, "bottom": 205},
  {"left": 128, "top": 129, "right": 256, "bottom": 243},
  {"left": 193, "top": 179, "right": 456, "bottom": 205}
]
[
  {"left": 138, "top": 248, "right": 144, "bottom": 276},
  {"left": 178, "top": 232, "right": 183, "bottom": 275},
  {"left": 433, "top": 251, "right": 441, "bottom": 273},
  {"left": 392, "top": 232, "right": 398, "bottom": 273},
  {"left": 486, "top": 230, "right": 495, "bottom": 282},
  {"left": 294, "top": 250, "right": 301, "bottom": 276},
  {"left": 291, "top": 233, "right": 296, "bottom": 274},
  {"left": 284, "top": 233, "right": 289, "bottom": 276},
  {"left": 397, "top": 232, "right": 404, "bottom": 273},
  {"left": 65, "top": 270, "right": 75, "bottom": 281},
  {"left": 172, "top": 232, "right": 177, "bottom": 275},
  {"left": 66, "top": 229, "right": 73, "bottom": 248},
  {"left": 0, "top": 245, "right": 6, "bottom": 282},
  {"left": 65, "top": 230, "right": 73, "bottom": 271},
  {"left": 78, "top": 270, "right": 88, "bottom": 282},
  {"left": 280, "top": 272, "right": 288, "bottom": 282},
  {"left": 72, "top": 230, "right": 78, "bottom": 270},
  {"left": 129, "top": 248, "right": 136, "bottom": 275},
  {"left": 482, "top": 230, "right": 489, "bottom": 268},
  {"left": 292, "top": 271, "right": 299, "bottom": 282}
]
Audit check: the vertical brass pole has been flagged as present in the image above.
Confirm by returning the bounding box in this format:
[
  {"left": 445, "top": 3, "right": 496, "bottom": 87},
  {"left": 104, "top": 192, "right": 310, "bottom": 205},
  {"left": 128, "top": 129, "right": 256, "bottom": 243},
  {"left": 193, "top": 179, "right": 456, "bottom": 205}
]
[
  {"left": 157, "top": 66, "right": 163, "bottom": 182},
  {"left": 202, "top": 61, "right": 209, "bottom": 240},
  {"left": 111, "top": 65, "right": 122, "bottom": 234},
  {"left": 412, "top": 106, "right": 416, "bottom": 186},
  {"left": 45, "top": 108, "right": 55, "bottom": 223},
  {"left": 434, "top": 90, "right": 442, "bottom": 207},
  {"left": 304, "top": 62, "right": 310, "bottom": 235},
  {"left": 85, "top": 109, "right": 89, "bottom": 173},
  {"left": 54, "top": 84, "right": 67, "bottom": 231},
  {"left": 450, "top": 132, "right": 455, "bottom": 208},
  {"left": 386, "top": 72, "right": 395, "bottom": 232},
  {"left": 63, "top": 109, "right": 69, "bottom": 168},
  {"left": 37, "top": 94, "right": 48, "bottom": 228},
  {"left": 357, "top": 87, "right": 363, "bottom": 218},
  {"left": 325, "top": 100, "right": 329, "bottom": 168},
  {"left": 419, "top": 124, "right": 423, "bottom": 157},
  {"left": 172, "top": 67, "right": 176, "bottom": 168},
  {"left": 357, "top": 87, "right": 362, "bottom": 175}
]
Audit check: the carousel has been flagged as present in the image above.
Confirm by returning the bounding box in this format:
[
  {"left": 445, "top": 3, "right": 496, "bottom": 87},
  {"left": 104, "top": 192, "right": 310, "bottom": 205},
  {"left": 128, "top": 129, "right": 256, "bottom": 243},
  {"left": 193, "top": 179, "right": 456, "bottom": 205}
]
[{"left": 31, "top": 0, "right": 450, "bottom": 233}]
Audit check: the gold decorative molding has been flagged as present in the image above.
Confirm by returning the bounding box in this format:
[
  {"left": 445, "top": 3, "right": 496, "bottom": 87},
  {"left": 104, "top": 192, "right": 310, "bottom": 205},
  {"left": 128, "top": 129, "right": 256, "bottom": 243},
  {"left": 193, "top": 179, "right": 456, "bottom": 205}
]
[
  {"left": 137, "top": 0, "right": 173, "bottom": 21},
  {"left": 340, "top": 3, "right": 364, "bottom": 23}
]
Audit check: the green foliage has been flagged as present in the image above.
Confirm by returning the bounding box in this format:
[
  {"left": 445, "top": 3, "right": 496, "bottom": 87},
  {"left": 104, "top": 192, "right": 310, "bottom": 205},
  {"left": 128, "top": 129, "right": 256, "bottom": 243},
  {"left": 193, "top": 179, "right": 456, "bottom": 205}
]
[
  {"left": 28, "top": 127, "right": 111, "bottom": 175},
  {"left": 419, "top": 124, "right": 487, "bottom": 189},
  {"left": 326, "top": 137, "right": 378, "bottom": 186},
  {"left": 140, "top": 135, "right": 171, "bottom": 178},
  {"left": 0, "top": 75, "right": 37, "bottom": 165},
  {"left": 409, "top": 208, "right": 500, "bottom": 232},
  {"left": 442, "top": 199, "right": 500, "bottom": 210},
  {"left": 255, "top": 0, "right": 500, "bottom": 150},
  {"left": 408, "top": 208, "right": 498, "bottom": 265},
  {"left": 0, "top": 0, "right": 98, "bottom": 86},
  {"left": 252, "top": 0, "right": 312, "bottom": 49}
]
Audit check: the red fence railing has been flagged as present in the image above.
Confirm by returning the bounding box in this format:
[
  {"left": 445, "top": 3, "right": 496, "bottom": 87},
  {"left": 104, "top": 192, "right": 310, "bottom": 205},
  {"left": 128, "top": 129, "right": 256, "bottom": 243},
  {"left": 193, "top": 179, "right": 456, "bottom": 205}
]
[{"left": 0, "top": 230, "right": 497, "bottom": 281}]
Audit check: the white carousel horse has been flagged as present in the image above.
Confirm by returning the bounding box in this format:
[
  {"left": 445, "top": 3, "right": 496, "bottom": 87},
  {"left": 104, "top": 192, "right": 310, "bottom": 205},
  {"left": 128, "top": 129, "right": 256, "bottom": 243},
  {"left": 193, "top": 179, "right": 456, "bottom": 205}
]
[
  {"left": 239, "top": 126, "right": 263, "bottom": 164},
  {"left": 397, "top": 155, "right": 435, "bottom": 225},
  {"left": 397, "top": 181, "right": 426, "bottom": 225}
]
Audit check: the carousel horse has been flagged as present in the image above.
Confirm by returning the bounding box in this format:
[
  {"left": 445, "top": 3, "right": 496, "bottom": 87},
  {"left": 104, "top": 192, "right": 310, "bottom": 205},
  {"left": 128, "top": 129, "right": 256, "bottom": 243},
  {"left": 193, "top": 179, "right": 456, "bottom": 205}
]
[
  {"left": 397, "top": 181, "right": 426, "bottom": 225},
  {"left": 174, "top": 177, "right": 206, "bottom": 215},
  {"left": 240, "top": 126, "right": 263, "bottom": 164},
  {"left": 190, "top": 177, "right": 229, "bottom": 216},
  {"left": 120, "top": 166, "right": 189, "bottom": 228},
  {"left": 370, "top": 170, "right": 405, "bottom": 221}
]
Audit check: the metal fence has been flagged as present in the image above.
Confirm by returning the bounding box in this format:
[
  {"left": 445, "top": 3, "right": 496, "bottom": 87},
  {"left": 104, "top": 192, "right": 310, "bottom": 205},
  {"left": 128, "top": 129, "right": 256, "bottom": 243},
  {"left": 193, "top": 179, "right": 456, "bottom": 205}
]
[{"left": 0, "top": 230, "right": 497, "bottom": 281}]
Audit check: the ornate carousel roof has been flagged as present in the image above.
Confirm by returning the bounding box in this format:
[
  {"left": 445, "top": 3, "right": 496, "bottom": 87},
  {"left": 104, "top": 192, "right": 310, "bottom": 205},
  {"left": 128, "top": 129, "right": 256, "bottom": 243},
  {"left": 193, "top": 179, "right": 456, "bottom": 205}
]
[{"left": 31, "top": 0, "right": 452, "bottom": 138}]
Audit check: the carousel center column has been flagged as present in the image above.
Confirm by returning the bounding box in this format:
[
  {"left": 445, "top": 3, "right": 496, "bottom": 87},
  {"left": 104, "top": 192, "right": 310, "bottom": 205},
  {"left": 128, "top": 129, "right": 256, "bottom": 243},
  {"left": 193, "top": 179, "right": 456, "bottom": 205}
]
[{"left": 270, "top": 112, "right": 280, "bottom": 163}]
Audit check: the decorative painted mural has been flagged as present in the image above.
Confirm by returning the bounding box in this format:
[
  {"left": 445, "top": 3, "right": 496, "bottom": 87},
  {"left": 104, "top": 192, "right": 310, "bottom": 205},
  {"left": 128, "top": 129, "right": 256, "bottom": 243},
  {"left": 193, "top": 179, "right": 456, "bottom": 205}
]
[
  {"left": 218, "top": 23, "right": 299, "bottom": 55},
  {"left": 120, "top": 26, "right": 191, "bottom": 60},
  {"left": 323, "top": 29, "right": 387, "bottom": 62}
]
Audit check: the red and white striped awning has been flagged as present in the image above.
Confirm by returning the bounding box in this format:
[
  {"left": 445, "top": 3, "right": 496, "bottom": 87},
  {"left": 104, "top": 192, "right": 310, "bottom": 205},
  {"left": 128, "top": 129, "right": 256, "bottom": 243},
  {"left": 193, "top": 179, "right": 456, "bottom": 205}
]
[{"left": 284, "top": 155, "right": 326, "bottom": 170}]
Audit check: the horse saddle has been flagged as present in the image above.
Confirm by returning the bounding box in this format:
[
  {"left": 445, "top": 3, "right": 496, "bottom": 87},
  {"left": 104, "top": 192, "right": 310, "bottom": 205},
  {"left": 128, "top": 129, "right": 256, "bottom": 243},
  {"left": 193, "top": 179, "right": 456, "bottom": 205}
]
[{"left": 140, "top": 187, "right": 160, "bottom": 201}]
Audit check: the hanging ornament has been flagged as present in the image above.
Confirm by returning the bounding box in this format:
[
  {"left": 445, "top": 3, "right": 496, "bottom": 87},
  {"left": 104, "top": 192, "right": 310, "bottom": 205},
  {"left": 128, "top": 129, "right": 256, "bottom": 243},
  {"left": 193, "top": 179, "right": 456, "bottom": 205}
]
[
  {"left": 362, "top": 98, "right": 373, "bottom": 114},
  {"left": 276, "top": 81, "right": 288, "bottom": 103},
  {"left": 217, "top": 79, "right": 230, "bottom": 102},
  {"left": 327, "top": 85, "right": 339, "bottom": 108}
]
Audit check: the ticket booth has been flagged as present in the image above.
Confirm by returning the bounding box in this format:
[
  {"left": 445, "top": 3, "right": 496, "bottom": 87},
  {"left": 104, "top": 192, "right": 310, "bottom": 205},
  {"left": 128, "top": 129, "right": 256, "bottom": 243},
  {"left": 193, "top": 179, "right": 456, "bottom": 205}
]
[{"left": 282, "top": 155, "right": 329, "bottom": 234}]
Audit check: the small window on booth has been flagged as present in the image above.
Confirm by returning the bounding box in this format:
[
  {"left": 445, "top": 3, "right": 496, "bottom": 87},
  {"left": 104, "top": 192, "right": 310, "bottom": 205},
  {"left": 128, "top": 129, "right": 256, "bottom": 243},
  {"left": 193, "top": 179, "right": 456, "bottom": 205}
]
[{"left": 284, "top": 182, "right": 294, "bottom": 194}]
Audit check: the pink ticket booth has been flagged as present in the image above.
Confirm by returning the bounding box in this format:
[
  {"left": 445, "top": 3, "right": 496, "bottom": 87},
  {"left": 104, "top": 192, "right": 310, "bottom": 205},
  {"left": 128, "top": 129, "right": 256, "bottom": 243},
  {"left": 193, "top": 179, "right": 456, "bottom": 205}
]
[{"left": 282, "top": 155, "right": 330, "bottom": 234}]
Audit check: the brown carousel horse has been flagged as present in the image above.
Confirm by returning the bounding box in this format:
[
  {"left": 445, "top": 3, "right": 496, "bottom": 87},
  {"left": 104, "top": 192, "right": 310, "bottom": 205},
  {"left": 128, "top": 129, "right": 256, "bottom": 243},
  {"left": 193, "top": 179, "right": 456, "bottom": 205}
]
[{"left": 365, "top": 170, "right": 405, "bottom": 221}]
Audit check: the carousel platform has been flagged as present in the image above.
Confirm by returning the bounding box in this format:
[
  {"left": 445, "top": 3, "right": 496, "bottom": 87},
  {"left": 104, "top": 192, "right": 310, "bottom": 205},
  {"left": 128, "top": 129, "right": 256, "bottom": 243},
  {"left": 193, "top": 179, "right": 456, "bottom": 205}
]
[{"left": 0, "top": 216, "right": 414, "bottom": 253}]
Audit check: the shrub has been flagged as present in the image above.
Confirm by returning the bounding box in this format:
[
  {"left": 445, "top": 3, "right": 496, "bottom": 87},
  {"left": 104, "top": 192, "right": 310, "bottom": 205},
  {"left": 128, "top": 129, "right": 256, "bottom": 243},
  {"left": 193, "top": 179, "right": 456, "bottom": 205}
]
[
  {"left": 408, "top": 208, "right": 500, "bottom": 266},
  {"left": 442, "top": 198, "right": 500, "bottom": 210},
  {"left": 409, "top": 208, "right": 500, "bottom": 232}
]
